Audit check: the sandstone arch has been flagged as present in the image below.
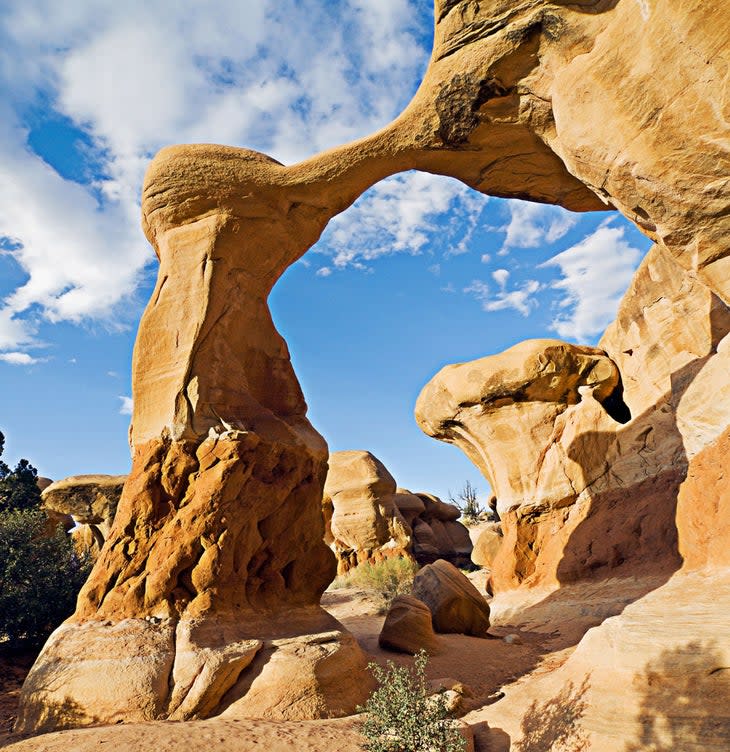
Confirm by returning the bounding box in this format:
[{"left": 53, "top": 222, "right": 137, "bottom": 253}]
[{"left": 18, "top": 0, "right": 730, "bottom": 734}]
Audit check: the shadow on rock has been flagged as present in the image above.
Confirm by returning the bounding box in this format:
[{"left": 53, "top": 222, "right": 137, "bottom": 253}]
[
  {"left": 624, "top": 641, "right": 730, "bottom": 751},
  {"left": 512, "top": 677, "right": 590, "bottom": 752}
]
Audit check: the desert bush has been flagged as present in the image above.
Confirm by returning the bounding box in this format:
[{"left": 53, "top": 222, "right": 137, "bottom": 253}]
[
  {"left": 0, "top": 507, "right": 91, "bottom": 646},
  {"left": 358, "top": 649, "right": 466, "bottom": 752},
  {"left": 331, "top": 556, "right": 418, "bottom": 609}
]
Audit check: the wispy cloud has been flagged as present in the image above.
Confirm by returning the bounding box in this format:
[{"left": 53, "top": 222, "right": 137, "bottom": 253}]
[
  {"left": 319, "top": 171, "right": 486, "bottom": 271},
  {"left": 499, "top": 200, "right": 577, "bottom": 255},
  {"left": 0, "top": 351, "right": 42, "bottom": 366},
  {"left": 464, "top": 273, "right": 541, "bottom": 317},
  {"left": 541, "top": 222, "right": 642, "bottom": 341}
]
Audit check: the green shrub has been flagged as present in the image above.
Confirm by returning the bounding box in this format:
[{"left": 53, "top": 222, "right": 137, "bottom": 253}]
[
  {"left": 358, "top": 650, "right": 466, "bottom": 752},
  {"left": 0, "top": 508, "right": 91, "bottom": 646},
  {"left": 331, "top": 556, "right": 418, "bottom": 610}
]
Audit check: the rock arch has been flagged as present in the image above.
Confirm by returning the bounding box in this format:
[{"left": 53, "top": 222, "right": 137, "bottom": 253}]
[{"left": 17, "top": 0, "right": 730, "bottom": 733}]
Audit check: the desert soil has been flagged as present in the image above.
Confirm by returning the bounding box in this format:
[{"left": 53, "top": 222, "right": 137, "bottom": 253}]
[{"left": 0, "top": 573, "right": 664, "bottom": 751}]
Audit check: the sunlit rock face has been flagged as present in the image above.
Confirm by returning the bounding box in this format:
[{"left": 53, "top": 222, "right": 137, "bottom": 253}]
[
  {"left": 322, "top": 450, "right": 472, "bottom": 572},
  {"left": 41, "top": 475, "right": 127, "bottom": 555},
  {"left": 18, "top": 0, "right": 730, "bottom": 743},
  {"left": 417, "top": 242, "right": 730, "bottom": 590}
]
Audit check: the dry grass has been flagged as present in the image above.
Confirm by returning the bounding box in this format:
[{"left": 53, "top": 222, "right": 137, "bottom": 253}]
[{"left": 330, "top": 556, "right": 419, "bottom": 611}]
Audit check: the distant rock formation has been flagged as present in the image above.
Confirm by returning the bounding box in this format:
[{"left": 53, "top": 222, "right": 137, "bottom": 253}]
[
  {"left": 323, "top": 450, "right": 472, "bottom": 572},
  {"left": 41, "top": 475, "right": 126, "bottom": 554},
  {"left": 18, "top": 0, "right": 730, "bottom": 746}
]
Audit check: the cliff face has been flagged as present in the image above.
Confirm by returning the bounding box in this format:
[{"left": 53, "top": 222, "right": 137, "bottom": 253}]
[{"left": 18, "top": 0, "right": 730, "bottom": 742}]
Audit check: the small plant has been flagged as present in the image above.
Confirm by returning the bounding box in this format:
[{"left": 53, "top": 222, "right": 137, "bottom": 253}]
[
  {"left": 358, "top": 649, "right": 466, "bottom": 752},
  {"left": 331, "top": 556, "right": 418, "bottom": 611},
  {"left": 449, "top": 480, "right": 484, "bottom": 525}
]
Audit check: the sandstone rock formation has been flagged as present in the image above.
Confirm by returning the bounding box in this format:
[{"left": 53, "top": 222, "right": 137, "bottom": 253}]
[
  {"left": 378, "top": 594, "right": 440, "bottom": 655},
  {"left": 412, "top": 560, "right": 491, "bottom": 637},
  {"left": 417, "top": 242, "right": 730, "bottom": 590},
  {"left": 471, "top": 523, "right": 503, "bottom": 570},
  {"left": 18, "top": 0, "right": 730, "bottom": 745},
  {"left": 41, "top": 475, "right": 127, "bottom": 553},
  {"left": 323, "top": 451, "right": 411, "bottom": 571},
  {"left": 323, "top": 450, "right": 472, "bottom": 572}
]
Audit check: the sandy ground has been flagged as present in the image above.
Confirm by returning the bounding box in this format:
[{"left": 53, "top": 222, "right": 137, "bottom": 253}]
[{"left": 0, "top": 573, "right": 666, "bottom": 751}]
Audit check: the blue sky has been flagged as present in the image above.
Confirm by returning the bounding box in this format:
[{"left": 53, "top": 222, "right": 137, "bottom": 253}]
[{"left": 0, "top": 1, "right": 651, "bottom": 503}]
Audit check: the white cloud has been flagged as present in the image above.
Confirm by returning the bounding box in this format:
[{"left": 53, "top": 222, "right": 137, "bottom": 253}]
[
  {"left": 463, "top": 279, "right": 490, "bottom": 300},
  {"left": 0, "top": 351, "right": 41, "bottom": 365},
  {"left": 500, "top": 200, "right": 577, "bottom": 254},
  {"left": 491, "top": 268, "right": 509, "bottom": 287},
  {"left": 0, "top": 0, "right": 432, "bottom": 354},
  {"left": 316, "top": 267, "right": 332, "bottom": 277},
  {"left": 485, "top": 279, "right": 541, "bottom": 317},
  {"left": 320, "top": 171, "right": 486, "bottom": 270},
  {"left": 118, "top": 396, "right": 133, "bottom": 415},
  {"left": 541, "top": 223, "right": 642, "bottom": 340},
  {"left": 480, "top": 253, "right": 491, "bottom": 264},
  {"left": 464, "top": 275, "right": 541, "bottom": 317}
]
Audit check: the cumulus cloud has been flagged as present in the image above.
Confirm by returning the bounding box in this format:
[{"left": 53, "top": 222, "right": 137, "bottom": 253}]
[
  {"left": 0, "top": 0, "right": 432, "bottom": 355},
  {"left": 118, "top": 396, "right": 133, "bottom": 415},
  {"left": 491, "top": 268, "right": 509, "bottom": 287},
  {"left": 541, "top": 222, "right": 642, "bottom": 340},
  {"left": 320, "top": 171, "right": 486, "bottom": 270},
  {"left": 316, "top": 267, "right": 332, "bottom": 277},
  {"left": 499, "top": 200, "right": 577, "bottom": 254}
]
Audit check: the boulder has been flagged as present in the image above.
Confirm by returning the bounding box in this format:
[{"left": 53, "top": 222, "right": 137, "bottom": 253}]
[
  {"left": 471, "top": 523, "right": 503, "bottom": 569},
  {"left": 411, "top": 560, "right": 490, "bottom": 637},
  {"left": 378, "top": 594, "right": 440, "bottom": 655}
]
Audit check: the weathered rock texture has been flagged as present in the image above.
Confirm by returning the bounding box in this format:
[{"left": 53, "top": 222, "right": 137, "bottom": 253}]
[
  {"left": 19, "top": 0, "right": 730, "bottom": 744},
  {"left": 471, "top": 523, "right": 503, "bottom": 570},
  {"left": 417, "top": 244, "right": 730, "bottom": 590},
  {"left": 41, "top": 475, "right": 127, "bottom": 554},
  {"left": 323, "top": 450, "right": 472, "bottom": 572}
]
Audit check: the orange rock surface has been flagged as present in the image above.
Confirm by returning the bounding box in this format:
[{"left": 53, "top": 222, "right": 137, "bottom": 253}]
[{"left": 17, "top": 0, "right": 730, "bottom": 745}]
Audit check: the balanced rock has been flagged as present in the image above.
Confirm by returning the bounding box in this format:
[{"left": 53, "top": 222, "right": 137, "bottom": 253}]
[
  {"left": 412, "top": 560, "right": 490, "bottom": 637},
  {"left": 378, "top": 594, "right": 440, "bottom": 655},
  {"left": 41, "top": 474, "right": 126, "bottom": 553}
]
